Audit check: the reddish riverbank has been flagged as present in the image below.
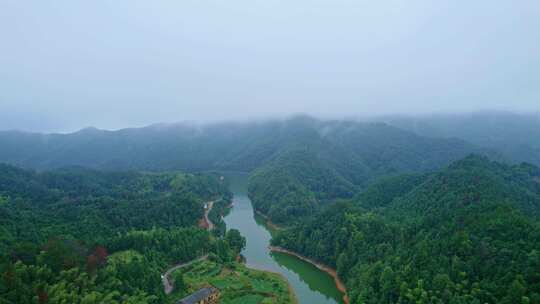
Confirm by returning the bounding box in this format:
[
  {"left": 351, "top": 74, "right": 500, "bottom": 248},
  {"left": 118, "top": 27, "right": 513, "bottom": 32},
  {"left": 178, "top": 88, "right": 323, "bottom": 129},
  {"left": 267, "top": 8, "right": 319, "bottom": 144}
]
[
  {"left": 198, "top": 200, "right": 215, "bottom": 230},
  {"left": 269, "top": 246, "right": 349, "bottom": 304},
  {"left": 254, "top": 210, "right": 283, "bottom": 231}
]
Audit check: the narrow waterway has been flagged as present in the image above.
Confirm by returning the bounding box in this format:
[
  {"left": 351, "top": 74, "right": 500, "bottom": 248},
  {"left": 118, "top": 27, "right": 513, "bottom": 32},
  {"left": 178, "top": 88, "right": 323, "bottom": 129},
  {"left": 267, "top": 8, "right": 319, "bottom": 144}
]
[{"left": 223, "top": 174, "right": 343, "bottom": 304}]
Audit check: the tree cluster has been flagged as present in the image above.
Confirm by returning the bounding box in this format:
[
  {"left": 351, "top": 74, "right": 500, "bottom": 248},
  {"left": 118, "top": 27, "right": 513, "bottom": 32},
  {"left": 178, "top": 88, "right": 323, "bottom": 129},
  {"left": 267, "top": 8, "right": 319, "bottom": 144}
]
[
  {"left": 0, "top": 165, "right": 231, "bottom": 303},
  {"left": 273, "top": 156, "right": 540, "bottom": 303}
]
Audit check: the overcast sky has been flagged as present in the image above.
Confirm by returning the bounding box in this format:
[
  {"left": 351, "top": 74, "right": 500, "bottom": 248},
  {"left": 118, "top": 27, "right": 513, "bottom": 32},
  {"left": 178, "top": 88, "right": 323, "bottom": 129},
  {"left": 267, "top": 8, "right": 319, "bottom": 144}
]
[{"left": 1, "top": 1, "right": 539, "bottom": 132}]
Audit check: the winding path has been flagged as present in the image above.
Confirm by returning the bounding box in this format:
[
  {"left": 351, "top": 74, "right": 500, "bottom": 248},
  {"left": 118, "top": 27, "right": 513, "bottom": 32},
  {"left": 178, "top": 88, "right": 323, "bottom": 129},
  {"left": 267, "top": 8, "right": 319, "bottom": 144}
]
[
  {"left": 203, "top": 201, "right": 215, "bottom": 231},
  {"left": 162, "top": 255, "right": 208, "bottom": 294},
  {"left": 162, "top": 200, "right": 216, "bottom": 294}
]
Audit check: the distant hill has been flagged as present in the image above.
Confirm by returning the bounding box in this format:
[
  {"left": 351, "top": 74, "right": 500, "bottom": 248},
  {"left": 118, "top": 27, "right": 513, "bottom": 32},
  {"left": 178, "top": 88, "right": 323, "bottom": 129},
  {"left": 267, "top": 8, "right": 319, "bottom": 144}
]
[
  {"left": 0, "top": 122, "right": 283, "bottom": 171},
  {"left": 246, "top": 118, "right": 491, "bottom": 223},
  {"left": 0, "top": 116, "right": 486, "bottom": 172},
  {"left": 383, "top": 111, "right": 540, "bottom": 166},
  {"left": 0, "top": 116, "right": 491, "bottom": 224},
  {"left": 273, "top": 155, "right": 540, "bottom": 303}
]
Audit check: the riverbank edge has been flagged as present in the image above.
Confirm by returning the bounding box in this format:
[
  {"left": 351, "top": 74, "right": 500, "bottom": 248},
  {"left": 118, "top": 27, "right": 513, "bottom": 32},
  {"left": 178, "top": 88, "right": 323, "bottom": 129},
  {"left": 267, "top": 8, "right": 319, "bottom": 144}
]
[
  {"left": 255, "top": 267, "right": 299, "bottom": 304},
  {"left": 166, "top": 257, "right": 299, "bottom": 304},
  {"left": 232, "top": 260, "right": 299, "bottom": 304},
  {"left": 254, "top": 209, "right": 283, "bottom": 231},
  {"left": 269, "top": 246, "right": 350, "bottom": 304},
  {"left": 223, "top": 201, "right": 299, "bottom": 304}
]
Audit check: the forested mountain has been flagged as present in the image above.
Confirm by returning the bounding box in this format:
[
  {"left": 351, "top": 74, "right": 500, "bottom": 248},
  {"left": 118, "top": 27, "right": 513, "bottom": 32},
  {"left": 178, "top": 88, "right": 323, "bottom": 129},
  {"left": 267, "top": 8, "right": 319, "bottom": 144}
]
[
  {"left": 1, "top": 113, "right": 536, "bottom": 172},
  {"left": 1, "top": 116, "right": 539, "bottom": 303},
  {"left": 0, "top": 119, "right": 324, "bottom": 172},
  {"left": 0, "top": 165, "right": 235, "bottom": 303},
  {"left": 383, "top": 111, "right": 540, "bottom": 166},
  {"left": 247, "top": 119, "right": 488, "bottom": 224},
  {"left": 0, "top": 117, "right": 490, "bottom": 224},
  {"left": 273, "top": 155, "right": 540, "bottom": 303},
  {"left": 0, "top": 116, "right": 484, "bottom": 172},
  {"left": 0, "top": 123, "right": 279, "bottom": 171}
]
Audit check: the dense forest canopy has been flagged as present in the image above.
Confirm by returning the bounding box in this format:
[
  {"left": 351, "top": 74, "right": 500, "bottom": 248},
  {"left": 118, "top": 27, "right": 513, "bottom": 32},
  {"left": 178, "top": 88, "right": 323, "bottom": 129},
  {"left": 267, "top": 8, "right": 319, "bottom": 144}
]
[
  {"left": 246, "top": 119, "right": 491, "bottom": 224},
  {"left": 0, "top": 165, "right": 227, "bottom": 246},
  {"left": 273, "top": 155, "right": 540, "bottom": 303},
  {"left": 0, "top": 165, "right": 238, "bottom": 303}
]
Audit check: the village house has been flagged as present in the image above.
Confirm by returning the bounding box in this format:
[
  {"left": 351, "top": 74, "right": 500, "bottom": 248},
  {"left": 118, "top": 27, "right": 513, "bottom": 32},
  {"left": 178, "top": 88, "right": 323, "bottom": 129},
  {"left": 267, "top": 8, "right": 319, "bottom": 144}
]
[{"left": 177, "top": 287, "right": 220, "bottom": 304}]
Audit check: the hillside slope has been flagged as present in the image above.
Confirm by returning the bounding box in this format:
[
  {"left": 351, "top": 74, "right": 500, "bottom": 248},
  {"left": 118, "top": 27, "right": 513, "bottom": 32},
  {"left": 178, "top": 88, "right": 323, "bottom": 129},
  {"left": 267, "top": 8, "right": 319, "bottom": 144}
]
[
  {"left": 273, "top": 156, "right": 540, "bottom": 303},
  {"left": 247, "top": 120, "right": 487, "bottom": 223},
  {"left": 0, "top": 117, "right": 483, "bottom": 172},
  {"left": 0, "top": 164, "right": 234, "bottom": 303},
  {"left": 0, "top": 117, "right": 490, "bottom": 224},
  {"left": 384, "top": 111, "right": 540, "bottom": 166}
]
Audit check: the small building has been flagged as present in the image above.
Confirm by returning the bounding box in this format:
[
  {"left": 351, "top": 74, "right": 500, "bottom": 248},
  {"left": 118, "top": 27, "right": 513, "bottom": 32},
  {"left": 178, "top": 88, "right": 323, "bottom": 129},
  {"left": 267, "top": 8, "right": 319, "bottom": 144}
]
[{"left": 177, "top": 287, "right": 219, "bottom": 304}]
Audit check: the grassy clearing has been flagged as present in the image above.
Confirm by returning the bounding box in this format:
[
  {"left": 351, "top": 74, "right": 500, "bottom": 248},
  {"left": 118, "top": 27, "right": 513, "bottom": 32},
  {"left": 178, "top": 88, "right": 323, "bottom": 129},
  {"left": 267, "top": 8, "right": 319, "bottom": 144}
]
[{"left": 167, "top": 260, "right": 295, "bottom": 304}]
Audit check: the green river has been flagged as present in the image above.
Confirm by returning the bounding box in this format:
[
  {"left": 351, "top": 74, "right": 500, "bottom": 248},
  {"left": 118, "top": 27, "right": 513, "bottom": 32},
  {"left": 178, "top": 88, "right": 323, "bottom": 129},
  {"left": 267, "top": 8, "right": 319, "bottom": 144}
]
[{"left": 223, "top": 174, "right": 344, "bottom": 304}]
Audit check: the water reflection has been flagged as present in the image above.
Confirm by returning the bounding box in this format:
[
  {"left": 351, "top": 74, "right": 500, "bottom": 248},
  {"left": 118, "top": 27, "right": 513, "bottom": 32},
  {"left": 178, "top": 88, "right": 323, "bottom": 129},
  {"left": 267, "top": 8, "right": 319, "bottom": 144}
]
[{"left": 223, "top": 173, "right": 343, "bottom": 304}]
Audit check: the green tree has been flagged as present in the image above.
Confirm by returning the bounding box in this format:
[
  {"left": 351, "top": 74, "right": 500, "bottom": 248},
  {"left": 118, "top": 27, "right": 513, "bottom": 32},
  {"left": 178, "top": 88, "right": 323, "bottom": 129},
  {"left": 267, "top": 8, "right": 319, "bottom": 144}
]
[
  {"left": 173, "top": 272, "right": 187, "bottom": 292},
  {"left": 225, "top": 229, "right": 246, "bottom": 255}
]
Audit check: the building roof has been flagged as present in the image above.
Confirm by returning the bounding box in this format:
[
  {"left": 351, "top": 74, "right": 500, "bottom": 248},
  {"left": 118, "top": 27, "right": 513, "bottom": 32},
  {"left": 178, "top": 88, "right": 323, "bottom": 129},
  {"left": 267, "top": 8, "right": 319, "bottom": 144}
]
[{"left": 178, "top": 287, "right": 218, "bottom": 304}]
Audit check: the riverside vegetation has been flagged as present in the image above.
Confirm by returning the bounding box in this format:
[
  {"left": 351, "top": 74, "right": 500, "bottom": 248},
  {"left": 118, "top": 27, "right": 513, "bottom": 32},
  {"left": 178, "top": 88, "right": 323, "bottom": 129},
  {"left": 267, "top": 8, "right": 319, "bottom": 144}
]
[
  {"left": 272, "top": 156, "right": 540, "bottom": 303},
  {"left": 0, "top": 165, "right": 293, "bottom": 303},
  {"left": 169, "top": 259, "right": 295, "bottom": 304}
]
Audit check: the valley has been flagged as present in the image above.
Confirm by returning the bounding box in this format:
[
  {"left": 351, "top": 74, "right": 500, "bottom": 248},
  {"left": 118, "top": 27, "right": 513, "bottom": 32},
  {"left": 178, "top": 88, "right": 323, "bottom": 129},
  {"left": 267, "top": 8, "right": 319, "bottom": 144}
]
[
  {"left": 223, "top": 174, "right": 345, "bottom": 304},
  {"left": 3, "top": 2, "right": 539, "bottom": 302},
  {"left": 1, "top": 116, "right": 539, "bottom": 303}
]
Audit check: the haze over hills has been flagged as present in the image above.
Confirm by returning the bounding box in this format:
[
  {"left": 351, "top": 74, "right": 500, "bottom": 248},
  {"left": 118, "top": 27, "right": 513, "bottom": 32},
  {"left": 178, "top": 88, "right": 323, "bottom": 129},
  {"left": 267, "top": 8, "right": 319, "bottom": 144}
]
[
  {"left": 3, "top": 113, "right": 539, "bottom": 224},
  {"left": 0, "top": 115, "right": 485, "bottom": 171},
  {"left": 1, "top": 114, "right": 539, "bottom": 303},
  {"left": 4, "top": 112, "right": 539, "bottom": 166},
  {"left": 2, "top": 1, "right": 539, "bottom": 303},
  {"left": 381, "top": 111, "right": 540, "bottom": 166}
]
